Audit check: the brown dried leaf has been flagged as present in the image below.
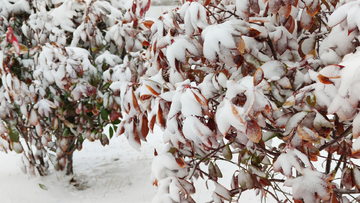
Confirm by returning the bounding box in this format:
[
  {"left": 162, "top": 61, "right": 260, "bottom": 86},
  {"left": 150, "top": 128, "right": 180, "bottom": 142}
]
[
  {"left": 157, "top": 104, "right": 166, "bottom": 129},
  {"left": 300, "top": 9, "right": 314, "bottom": 30},
  {"left": 140, "top": 94, "right": 152, "bottom": 102},
  {"left": 318, "top": 74, "right": 333, "bottom": 85},
  {"left": 133, "top": 120, "right": 141, "bottom": 145},
  {"left": 237, "top": 36, "right": 246, "bottom": 54},
  {"left": 269, "top": 0, "right": 282, "bottom": 14},
  {"left": 296, "top": 125, "right": 320, "bottom": 143},
  {"left": 145, "top": 84, "right": 160, "bottom": 96},
  {"left": 231, "top": 104, "right": 244, "bottom": 124},
  {"left": 249, "top": 0, "right": 260, "bottom": 14},
  {"left": 279, "top": 4, "right": 292, "bottom": 18},
  {"left": 284, "top": 16, "right": 296, "bottom": 33},
  {"left": 306, "top": 49, "right": 316, "bottom": 58},
  {"left": 245, "top": 119, "right": 262, "bottom": 143},
  {"left": 253, "top": 68, "right": 264, "bottom": 86},
  {"left": 149, "top": 115, "right": 156, "bottom": 132},
  {"left": 192, "top": 90, "right": 208, "bottom": 107},
  {"left": 132, "top": 87, "right": 141, "bottom": 112},
  {"left": 175, "top": 156, "right": 186, "bottom": 168},
  {"left": 306, "top": 2, "right": 320, "bottom": 17},
  {"left": 143, "top": 20, "right": 154, "bottom": 29},
  {"left": 248, "top": 28, "right": 261, "bottom": 37},
  {"left": 203, "top": 0, "right": 211, "bottom": 6},
  {"left": 141, "top": 114, "right": 149, "bottom": 140},
  {"left": 341, "top": 167, "right": 354, "bottom": 190},
  {"left": 142, "top": 41, "right": 150, "bottom": 46},
  {"left": 29, "top": 109, "right": 39, "bottom": 126}
]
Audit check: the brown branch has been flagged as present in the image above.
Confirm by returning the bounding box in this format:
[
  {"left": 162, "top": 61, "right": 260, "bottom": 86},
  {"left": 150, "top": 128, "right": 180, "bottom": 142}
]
[
  {"left": 333, "top": 188, "right": 360, "bottom": 194},
  {"left": 204, "top": 6, "right": 221, "bottom": 24},
  {"left": 266, "top": 35, "right": 278, "bottom": 61},
  {"left": 256, "top": 142, "right": 281, "bottom": 157},
  {"left": 325, "top": 152, "right": 332, "bottom": 174},
  {"left": 208, "top": 5, "right": 241, "bottom": 19},
  {"left": 189, "top": 142, "right": 232, "bottom": 179},
  {"left": 318, "top": 125, "right": 352, "bottom": 151}
]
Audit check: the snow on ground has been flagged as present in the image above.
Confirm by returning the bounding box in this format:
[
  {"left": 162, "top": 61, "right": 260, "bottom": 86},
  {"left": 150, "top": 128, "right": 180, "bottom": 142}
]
[
  {"left": 0, "top": 126, "right": 280, "bottom": 203},
  {"left": 0, "top": 127, "right": 164, "bottom": 203}
]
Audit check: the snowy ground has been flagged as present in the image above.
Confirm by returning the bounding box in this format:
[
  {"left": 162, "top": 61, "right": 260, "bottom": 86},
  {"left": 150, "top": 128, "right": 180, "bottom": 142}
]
[
  {"left": 0, "top": 6, "right": 282, "bottom": 203},
  {"left": 0, "top": 125, "right": 281, "bottom": 203}
]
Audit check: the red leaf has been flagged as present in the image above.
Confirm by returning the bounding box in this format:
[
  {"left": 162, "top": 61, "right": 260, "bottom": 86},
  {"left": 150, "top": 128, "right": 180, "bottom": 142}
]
[
  {"left": 142, "top": 41, "right": 150, "bottom": 46},
  {"left": 12, "top": 36, "right": 20, "bottom": 55},
  {"left": 110, "top": 110, "right": 120, "bottom": 121},
  {"left": 6, "top": 26, "right": 20, "bottom": 55}
]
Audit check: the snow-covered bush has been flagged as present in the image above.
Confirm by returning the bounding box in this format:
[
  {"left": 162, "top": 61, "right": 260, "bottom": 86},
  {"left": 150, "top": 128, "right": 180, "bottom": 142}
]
[
  {"left": 115, "top": 0, "right": 360, "bottom": 202},
  {"left": 0, "top": 0, "right": 150, "bottom": 176},
  {"left": 3, "top": 0, "right": 360, "bottom": 202}
]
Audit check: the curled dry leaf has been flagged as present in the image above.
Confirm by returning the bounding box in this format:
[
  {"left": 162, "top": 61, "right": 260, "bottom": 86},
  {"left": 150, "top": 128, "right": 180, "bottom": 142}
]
[
  {"left": 245, "top": 119, "right": 262, "bottom": 143},
  {"left": 253, "top": 68, "right": 264, "bottom": 86}
]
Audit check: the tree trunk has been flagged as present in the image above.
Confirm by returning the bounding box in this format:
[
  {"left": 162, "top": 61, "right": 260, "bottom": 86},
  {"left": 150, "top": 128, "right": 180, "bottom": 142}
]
[{"left": 65, "top": 150, "right": 74, "bottom": 175}]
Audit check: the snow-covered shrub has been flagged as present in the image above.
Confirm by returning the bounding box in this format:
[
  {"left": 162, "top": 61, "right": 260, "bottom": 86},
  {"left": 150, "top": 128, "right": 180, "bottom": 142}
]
[
  {"left": 0, "top": 0, "right": 150, "bottom": 176},
  {"left": 116, "top": 0, "right": 360, "bottom": 202}
]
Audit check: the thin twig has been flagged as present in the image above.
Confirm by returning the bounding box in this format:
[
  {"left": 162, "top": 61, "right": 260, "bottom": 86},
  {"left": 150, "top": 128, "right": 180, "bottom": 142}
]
[
  {"left": 333, "top": 188, "right": 360, "bottom": 194},
  {"left": 266, "top": 35, "right": 278, "bottom": 61},
  {"left": 318, "top": 125, "right": 352, "bottom": 151},
  {"left": 189, "top": 142, "right": 232, "bottom": 179}
]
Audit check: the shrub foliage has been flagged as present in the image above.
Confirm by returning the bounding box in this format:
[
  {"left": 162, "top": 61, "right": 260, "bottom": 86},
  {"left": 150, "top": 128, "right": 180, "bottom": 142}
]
[{"left": 2, "top": 0, "right": 360, "bottom": 202}]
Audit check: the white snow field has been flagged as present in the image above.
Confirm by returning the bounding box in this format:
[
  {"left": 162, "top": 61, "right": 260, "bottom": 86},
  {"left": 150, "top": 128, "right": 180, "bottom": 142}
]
[{"left": 0, "top": 125, "right": 279, "bottom": 203}]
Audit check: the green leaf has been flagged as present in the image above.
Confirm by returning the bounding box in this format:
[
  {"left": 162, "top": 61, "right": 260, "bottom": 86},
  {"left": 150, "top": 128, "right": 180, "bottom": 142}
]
[
  {"left": 77, "top": 134, "right": 85, "bottom": 143},
  {"left": 39, "top": 183, "right": 48, "bottom": 190},
  {"left": 62, "top": 128, "right": 69, "bottom": 137},
  {"left": 263, "top": 133, "right": 279, "bottom": 142},
  {"left": 168, "top": 147, "right": 177, "bottom": 154},
  {"left": 215, "top": 163, "right": 223, "bottom": 178},
  {"left": 223, "top": 144, "right": 232, "bottom": 161},
  {"left": 306, "top": 94, "right": 316, "bottom": 107},
  {"left": 112, "top": 119, "right": 121, "bottom": 125},
  {"left": 101, "top": 109, "right": 108, "bottom": 120},
  {"left": 102, "top": 83, "right": 111, "bottom": 90},
  {"left": 209, "top": 162, "right": 217, "bottom": 179},
  {"left": 8, "top": 126, "right": 19, "bottom": 142},
  {"left": 251, "top": 153, "right": 261, "bottom": 166},
  {"left": 109, "top": 126, "right": 114, "bottom": 139}
]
